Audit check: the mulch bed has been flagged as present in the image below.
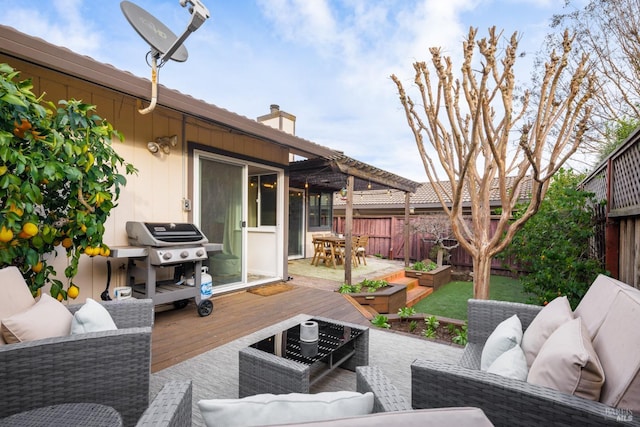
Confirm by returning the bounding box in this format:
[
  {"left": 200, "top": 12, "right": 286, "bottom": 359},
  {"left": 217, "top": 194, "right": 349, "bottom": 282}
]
[{"left": 384, "top": 315, "right": 466, "bottom": 347}]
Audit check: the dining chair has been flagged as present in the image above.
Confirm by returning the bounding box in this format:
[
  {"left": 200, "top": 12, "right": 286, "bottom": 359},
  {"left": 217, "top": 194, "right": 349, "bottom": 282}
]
[
  {"left": 356, "top": 235, "right": 369, "bottom": 265},
  {"left": 311, "top": 233, "right": 331, "bottom": 266}
]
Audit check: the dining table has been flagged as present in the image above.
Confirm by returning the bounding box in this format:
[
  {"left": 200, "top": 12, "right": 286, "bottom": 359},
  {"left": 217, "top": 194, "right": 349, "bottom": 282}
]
[{"left": 311, "top": 235, "right": 358, "bottom": 269}]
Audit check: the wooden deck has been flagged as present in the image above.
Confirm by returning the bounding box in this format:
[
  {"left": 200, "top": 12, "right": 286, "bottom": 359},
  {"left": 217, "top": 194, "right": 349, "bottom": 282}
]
[{"left": 151, "top": 282, "right": 371, "bottom": 372}]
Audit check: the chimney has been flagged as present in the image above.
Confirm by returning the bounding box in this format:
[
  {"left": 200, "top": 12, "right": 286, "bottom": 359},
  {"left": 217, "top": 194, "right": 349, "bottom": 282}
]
[{"left": 257, "top": 104, "right": 296, "bottom": 136}]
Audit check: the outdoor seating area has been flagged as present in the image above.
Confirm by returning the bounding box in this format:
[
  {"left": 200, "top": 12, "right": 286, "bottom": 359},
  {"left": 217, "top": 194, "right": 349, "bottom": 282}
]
[
  {"left": 411, "top": 274, "right": 640, "bottom": 426},
  {"left": 3, "top": 261, "right": 640, "bottom": 426},
  {"left": 0, "top": 265, "right": 192, "bottom": 426}
]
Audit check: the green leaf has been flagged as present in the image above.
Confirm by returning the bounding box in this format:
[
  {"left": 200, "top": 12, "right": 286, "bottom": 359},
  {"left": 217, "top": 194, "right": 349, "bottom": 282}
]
[{"left": 1, "top": 93, "right": 27, "bottom": 107}]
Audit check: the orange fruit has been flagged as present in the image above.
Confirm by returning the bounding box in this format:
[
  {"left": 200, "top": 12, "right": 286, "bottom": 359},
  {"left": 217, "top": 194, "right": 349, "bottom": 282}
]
[
  {"left": 67, "top": 284, "right": 79, "bottom": 299},
  {"left": 99, "top": 247, "right": 110, "bottom": 257},
  {"left": 0, "top": 226, "right": 13, "bottom": 243},
  {"left": 61, "top": 237, "right": 73, "bottom": 248},
  {"left": 32, "top": 261, "right": 43, "bottom": 273},
  {"left": 22, "top": 222, "right": 38, "bottom": 237},
  {"left": 9, "top": 203, "right": 23, "bottom": 217},
  {"left": 84, "top": 246, "right": 99, "bottom": 256}
]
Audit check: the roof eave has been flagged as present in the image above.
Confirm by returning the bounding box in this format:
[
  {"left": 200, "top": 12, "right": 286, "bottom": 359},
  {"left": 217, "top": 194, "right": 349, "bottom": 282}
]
[{"left": 0, "top": 24, "right": 337, "bottom": 159}]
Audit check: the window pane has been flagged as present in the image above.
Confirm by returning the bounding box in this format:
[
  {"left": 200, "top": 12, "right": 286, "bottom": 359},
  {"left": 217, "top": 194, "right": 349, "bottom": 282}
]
[
  {"left": 308, "top": 191, "right": 332, "bottom": 229},
  {"left": 248, "top": 176, "right": 258, "bottom": 227},
  {"left": 320, "top": 193, "right": 332, "bottom": 227},
  {"left": 260, "top": 174, "right": 277, "bottom": 226}
]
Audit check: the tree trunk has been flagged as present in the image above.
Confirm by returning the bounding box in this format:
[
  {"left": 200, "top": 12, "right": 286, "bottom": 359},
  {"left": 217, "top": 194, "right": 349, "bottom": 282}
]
[{"left": 473, "top": 253, "right": 492, "bottom": 300}]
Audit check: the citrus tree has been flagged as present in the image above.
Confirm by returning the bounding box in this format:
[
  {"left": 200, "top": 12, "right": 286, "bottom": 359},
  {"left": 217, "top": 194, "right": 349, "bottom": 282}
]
[{"left": 0, "top": 63, "right": 136, "bottom": 300}]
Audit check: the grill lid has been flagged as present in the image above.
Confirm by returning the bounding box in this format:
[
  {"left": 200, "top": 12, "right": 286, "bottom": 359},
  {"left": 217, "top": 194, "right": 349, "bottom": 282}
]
[{"left": 126, "top": 221, "right": 208, "bottom": 247}]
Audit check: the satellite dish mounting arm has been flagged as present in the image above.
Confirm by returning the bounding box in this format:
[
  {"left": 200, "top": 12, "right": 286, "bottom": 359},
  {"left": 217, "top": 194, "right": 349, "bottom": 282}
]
[
  {"left": 159, "top": 0, "right": 210, "bottom": 66},
  {"left": 124, "top": 0, "right": 210, "bottom": 114}
]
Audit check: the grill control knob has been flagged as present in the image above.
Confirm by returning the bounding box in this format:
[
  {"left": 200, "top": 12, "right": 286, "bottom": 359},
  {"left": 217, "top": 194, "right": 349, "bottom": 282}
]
[
  {"left": 196, "top": 249, "right": 205, "bottom": 257},
  {"left": 180, "top": 250, "right": 189, "bottom": 258},
  {"left": 163, "top": 252, "right": 172, "bottom": 260}
]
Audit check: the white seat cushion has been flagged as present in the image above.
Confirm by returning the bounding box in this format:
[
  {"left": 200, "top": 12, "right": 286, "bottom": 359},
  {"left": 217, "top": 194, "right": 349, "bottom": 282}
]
[{"left": 198, "top": 391, "right": 374, "bottom": 427}]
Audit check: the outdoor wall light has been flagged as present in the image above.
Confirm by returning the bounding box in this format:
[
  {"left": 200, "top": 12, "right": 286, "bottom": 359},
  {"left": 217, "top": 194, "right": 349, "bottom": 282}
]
[{"left": 147, "top": 135, "right": 178, "bottom": 154}]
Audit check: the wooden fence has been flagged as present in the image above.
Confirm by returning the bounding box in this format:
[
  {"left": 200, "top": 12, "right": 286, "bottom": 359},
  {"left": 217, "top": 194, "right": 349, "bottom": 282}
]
[
  {"left": 580, "top": 126, "right": 640, "bottom": 287},
  {"left": 333, "top": 215, "right": 522, "bottom": 276}
]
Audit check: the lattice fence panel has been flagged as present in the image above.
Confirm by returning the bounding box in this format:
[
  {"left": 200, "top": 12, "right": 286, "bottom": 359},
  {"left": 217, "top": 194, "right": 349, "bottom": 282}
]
[
  {"left": 581, "top": 169, "right": 607, "bottom": 202},
  {"left": 612, "top": 143, "right": 640, "bottom": 211},
  {"left": 580, "top": 170, "right": 607, "bottom": 264}
]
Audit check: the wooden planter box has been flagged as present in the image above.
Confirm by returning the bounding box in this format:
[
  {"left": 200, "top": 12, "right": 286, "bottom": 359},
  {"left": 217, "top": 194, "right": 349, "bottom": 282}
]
[
  {"left": 347, "top": 284, "right": 407, "bottom": 314},
  {"left": 405, "top": 265, "right": 451, "bottom": 291}
]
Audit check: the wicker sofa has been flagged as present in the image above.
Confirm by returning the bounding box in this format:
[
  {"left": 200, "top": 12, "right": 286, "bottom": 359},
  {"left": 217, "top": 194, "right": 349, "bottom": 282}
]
[
  {"left": 411, "top": 274, "right": 640, "bottom": 426},
  {"left": 0, "top": 294, "right": 191, "bottom": 427},
  {"left": 262, "top": 366, "right": 493, "bottom": 426}
]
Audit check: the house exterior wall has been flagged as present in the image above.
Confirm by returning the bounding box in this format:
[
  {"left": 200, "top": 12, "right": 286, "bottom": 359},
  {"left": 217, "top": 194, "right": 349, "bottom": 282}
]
[{"left": 1, "top": 53, "right": 289, "bottom": 302}]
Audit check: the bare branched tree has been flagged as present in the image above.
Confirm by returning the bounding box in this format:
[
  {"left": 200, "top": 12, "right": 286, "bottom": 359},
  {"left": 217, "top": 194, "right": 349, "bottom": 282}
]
[
  {"left": 549, "top": 0, "right": 640, "bottom": 155},
  {"left": 391, "top": 27, "right": 595, "bottom": 299},
  {"left": 411, "top": 214, "right": 460, "bottom": 265}
]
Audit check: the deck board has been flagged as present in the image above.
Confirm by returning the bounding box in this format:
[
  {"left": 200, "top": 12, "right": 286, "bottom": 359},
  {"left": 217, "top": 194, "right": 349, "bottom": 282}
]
[{"left": 151, "top": 284, "right": 371, "bottom": 372}]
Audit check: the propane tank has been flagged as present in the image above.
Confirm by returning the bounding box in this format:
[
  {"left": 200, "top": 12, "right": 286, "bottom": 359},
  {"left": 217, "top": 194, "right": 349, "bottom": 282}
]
[{"left": 200, "top": 266, "right": 213, "bottom": 300}]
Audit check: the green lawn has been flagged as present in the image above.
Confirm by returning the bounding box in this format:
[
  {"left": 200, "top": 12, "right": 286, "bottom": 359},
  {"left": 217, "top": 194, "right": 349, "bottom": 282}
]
[{"left": 412, "top": 275, "right": 533, "bottom": 321}]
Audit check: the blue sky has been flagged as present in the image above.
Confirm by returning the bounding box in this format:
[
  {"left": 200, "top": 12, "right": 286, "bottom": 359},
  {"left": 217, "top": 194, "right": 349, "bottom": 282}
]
[{"left": 0, "top": 0, "right": 574, "bottom": 182}]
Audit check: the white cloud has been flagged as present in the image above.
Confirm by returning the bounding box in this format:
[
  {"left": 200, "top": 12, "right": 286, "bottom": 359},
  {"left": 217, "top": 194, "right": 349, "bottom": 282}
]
[
  {"left": 8, "top": 0, "right": 103, "bottom": 59},
  {"left": 0, "top": 0, "right": 571, "bottom": 182}
]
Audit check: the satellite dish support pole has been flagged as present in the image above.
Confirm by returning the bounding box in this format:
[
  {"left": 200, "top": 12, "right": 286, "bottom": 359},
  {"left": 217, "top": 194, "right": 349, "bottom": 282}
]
[{"left": 138, "top": 54, "right": 159, "bottom": 115}]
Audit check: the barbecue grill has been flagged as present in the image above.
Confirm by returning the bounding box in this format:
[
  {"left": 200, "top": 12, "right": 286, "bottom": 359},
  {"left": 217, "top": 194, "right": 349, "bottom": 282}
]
[{"left": 109, "top": 221, "right": 220, "bottom": 316}]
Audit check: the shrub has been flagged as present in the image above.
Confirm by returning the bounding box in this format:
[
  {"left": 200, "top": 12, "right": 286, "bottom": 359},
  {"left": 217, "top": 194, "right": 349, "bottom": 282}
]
[{"left": 499, "top": 169, "right": 606, "bottom": 308}]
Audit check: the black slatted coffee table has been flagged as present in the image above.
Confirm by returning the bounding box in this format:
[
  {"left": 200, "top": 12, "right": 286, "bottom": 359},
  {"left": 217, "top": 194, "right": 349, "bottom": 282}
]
[{"left": 238, "top": 316, "right": 369, "bottom": 396}]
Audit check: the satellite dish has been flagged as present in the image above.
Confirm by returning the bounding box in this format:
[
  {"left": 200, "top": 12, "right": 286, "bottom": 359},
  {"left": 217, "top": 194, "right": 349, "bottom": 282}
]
[
  {"left": 120, "top": 0, "right": 210, "bottom": 114},
  {"left": 121, "top": 1, "right": 189, "bottom": 62}
]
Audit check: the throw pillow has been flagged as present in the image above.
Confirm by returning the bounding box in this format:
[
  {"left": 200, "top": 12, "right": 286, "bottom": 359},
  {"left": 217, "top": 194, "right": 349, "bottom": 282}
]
[
  {"left": 1, "top": 293, "right": 73, "bottom": 344},
  {"left": 521, "top": 296, "right": 573, "bottom": 367},
  {"left": 0, "top": 266, "right": 36, "bottom": 345},
  {"left": 70, "top": 298, "right": 118, "bottom": 334},
  {"left": 487, "top": 344, "right": 529, "bottom": 381},
  {"left": 480, "top": 314, "right": 523, "bottom": 371},
  {"left": 527, "top": 317, "right": 604, "bottom": 401},
  {"left": 198, "top": 391, "right": 374, "bottom": 427}
]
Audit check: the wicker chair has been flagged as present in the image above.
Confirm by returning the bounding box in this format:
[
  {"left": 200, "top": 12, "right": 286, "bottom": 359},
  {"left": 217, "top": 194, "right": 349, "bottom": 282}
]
[
  {"left": 0, "top": 298, "right": 192, "bottom": 427},
  {"left": 410, "top": 299, "right": 640, "bottom": 426},
  {"left": 356, "top": 365, "right": 411, "bottom": 412}
]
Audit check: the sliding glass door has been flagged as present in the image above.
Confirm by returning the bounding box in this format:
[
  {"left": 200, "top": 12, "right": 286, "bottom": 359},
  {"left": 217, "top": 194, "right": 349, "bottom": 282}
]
[{"left": 196, "top": 153, "right": 245, "bottom": 288}]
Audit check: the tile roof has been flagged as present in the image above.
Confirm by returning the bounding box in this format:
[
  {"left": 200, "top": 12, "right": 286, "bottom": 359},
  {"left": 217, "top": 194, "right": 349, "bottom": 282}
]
[{"left": 334, "top": 175, "right": 532, "bottom": 209}]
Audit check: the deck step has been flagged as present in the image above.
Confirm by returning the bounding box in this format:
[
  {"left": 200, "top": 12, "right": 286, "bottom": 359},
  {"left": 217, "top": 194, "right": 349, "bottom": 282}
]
[
  {"left": 388, "top": 276, "right": 420, "bottom": 291},
  {"left": 378, "top": 270, "right": 406, "bottom": 282},
  {"left": 342, "top": 294, "right": 377, "bottom": 320},
  {"left": 406, "top": 285, "right": 433, "bottom": 307}
]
